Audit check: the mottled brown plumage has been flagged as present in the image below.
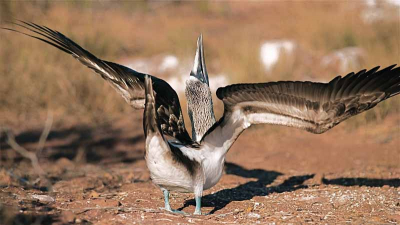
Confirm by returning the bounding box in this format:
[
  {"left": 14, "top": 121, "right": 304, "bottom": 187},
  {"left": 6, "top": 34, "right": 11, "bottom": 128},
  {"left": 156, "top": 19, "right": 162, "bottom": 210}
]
[{"left": 185, "top": 35, "right": 216, "bottom": 142}]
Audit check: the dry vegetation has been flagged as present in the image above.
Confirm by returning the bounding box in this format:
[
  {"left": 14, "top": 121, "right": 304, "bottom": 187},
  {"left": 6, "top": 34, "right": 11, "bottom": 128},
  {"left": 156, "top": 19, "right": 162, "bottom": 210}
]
[
  {"left": 0, "top": 1, "right": 399, "bottom": 224},
  {"left": 0, "top": 1, "right": 399, "bottom": 128}
]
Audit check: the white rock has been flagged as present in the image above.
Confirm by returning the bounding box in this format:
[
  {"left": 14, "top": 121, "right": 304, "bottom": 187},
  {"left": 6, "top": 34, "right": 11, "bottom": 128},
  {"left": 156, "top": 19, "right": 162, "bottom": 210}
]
[
  {"left": 321, "top": 47, "right": 365, "bottom": 73},
  {"left": 361, "top": 0, "right": 400, "bottom": 23},
  {"left": 364, "top": 0, "right": 376, "bottom": 7},
  {"left": 122, "top": 54, "right": 179, "bottom": 74},
  {"left": 248, "top": 212, "right": 261, "bottom": 219},
  {"left": 361, "top": 8, "right": 386, "bottom": 23},
  {"left": 260, "top": 40, "right": 296, "bottom": 72},
  {"left": 31, "top": 194, "right": 55, "bottom": 202},
  {"left": 386, "top": 0, "right": 400, "bottom": 6},
  {"left": 337, "top": 194, "right": 350, "bottom": 205},
  {"left": 209, "top": 74, "right": 229, "bottom": 92},
  {"left": 299, "top": 195, "right": 316, "bottom": 201},
  {"left": 364, "top": 0, "right": 400, "bottom": 7},
  {"left": 159, "top": 55, "right": 179, "bottom": 72}
]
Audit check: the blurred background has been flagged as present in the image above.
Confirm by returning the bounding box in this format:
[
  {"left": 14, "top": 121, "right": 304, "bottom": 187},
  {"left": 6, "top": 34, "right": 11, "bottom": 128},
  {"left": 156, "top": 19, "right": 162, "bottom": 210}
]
[
  {"left": 0, "top": 2, "right": 399, "bottom": 223},
  {"left": 0, "top": 0, "right": 399, "bottom": 130}
]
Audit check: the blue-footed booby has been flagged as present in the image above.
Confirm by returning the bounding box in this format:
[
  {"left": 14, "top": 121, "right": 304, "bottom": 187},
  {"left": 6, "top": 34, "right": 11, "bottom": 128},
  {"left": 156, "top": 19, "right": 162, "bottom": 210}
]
[
  {"left": 4, "top": 21, "right": 400, "bottom": 215},
  {"left": 186, "top": 34, "right": 216, "bottom": 142}
]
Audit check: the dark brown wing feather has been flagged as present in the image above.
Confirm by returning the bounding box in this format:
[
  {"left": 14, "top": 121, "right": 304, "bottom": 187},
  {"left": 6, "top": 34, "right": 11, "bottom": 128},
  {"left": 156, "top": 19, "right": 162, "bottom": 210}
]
[
  {"left": 4, "top": 21, "right": 193, "bottom": 144},
  {"left": 216, "top": 65, "right": 400, "bottom": 133}
]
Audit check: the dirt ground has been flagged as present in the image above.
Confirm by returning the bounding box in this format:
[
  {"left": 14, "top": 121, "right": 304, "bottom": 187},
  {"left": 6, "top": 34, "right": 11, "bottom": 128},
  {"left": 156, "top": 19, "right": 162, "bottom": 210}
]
[{"left": 0, "top": 112, "right": 399, "bottom": 224}]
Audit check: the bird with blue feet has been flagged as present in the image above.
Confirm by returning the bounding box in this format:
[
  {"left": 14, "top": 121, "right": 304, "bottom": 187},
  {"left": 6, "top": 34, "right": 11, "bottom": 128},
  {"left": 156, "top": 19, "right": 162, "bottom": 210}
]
[{"left": 4, "top": 21, "right": 400, "bottom": 215}]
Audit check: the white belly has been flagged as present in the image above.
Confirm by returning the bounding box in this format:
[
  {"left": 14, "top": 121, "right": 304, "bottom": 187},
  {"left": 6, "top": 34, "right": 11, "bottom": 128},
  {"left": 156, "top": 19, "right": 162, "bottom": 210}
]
[
  {"left": 145, "top": 135, "right": 194, "bottom": 192},
  {"left": 146, "top": 135, "right": 228, "bottom": 192},
  {"left": 202, "top": 151, "right": 225, "bottom": 190}
]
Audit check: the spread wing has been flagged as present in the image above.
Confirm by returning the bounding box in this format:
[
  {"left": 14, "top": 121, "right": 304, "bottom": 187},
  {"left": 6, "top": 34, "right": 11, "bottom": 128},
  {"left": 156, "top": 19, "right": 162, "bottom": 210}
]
[
  {"left": 3, "top": 21, "right": 192, "bottom": 143},
  {"left": 202, "top": 65, "right": 400, "bottom": 145},
  {"left": 215, "top": 65, "right": 400, "bottom": 134}
]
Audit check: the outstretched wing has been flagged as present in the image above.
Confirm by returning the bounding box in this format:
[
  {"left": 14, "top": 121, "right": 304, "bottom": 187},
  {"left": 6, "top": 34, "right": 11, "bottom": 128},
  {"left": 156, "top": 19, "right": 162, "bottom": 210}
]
[
  {"left": 202, "top": 65, "right": 400, "bottom": 145},
  {"left": 3, "top": 21, "right": 192, "bottom": 143}
]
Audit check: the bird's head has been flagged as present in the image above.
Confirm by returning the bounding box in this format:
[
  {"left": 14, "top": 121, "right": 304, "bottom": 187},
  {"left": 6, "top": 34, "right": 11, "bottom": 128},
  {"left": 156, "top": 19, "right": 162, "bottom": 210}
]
[
  {"left": 185, "top": 34, "right": 216, "bottom": 142},
  {"left": 189, "top": 34, "right": 209, "bottom": 86},
  {"left": 186, "top": 34, "right": 213, "bottom": 106}
]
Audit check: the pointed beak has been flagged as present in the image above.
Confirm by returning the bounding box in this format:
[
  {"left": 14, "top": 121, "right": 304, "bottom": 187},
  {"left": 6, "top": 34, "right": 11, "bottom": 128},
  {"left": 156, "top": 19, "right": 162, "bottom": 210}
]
[{"left": 190, "top": 34, "right": 209, "bottom": 86}]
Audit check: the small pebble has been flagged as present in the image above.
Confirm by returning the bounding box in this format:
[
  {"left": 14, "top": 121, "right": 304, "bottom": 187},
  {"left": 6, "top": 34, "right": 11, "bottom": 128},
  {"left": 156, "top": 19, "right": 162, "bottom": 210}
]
[{"left": 31, "top": 194, "right": 55, "bottom": 202}]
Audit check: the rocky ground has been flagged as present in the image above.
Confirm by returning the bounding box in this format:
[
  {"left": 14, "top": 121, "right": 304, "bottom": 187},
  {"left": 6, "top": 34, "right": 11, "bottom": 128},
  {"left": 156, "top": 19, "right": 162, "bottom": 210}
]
[{"left": 0, "top": 113, "right": 399, "bottom": 224}]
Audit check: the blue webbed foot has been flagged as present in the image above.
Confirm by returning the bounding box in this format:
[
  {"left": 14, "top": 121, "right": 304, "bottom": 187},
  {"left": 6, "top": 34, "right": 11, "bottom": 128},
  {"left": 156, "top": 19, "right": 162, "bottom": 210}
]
[{"left": 161, "top": 189, "right": 188, "bottom": 215}]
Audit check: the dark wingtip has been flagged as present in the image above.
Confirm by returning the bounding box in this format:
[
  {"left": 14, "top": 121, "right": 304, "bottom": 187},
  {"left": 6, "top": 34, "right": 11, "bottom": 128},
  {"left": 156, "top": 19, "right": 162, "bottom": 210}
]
[{"left": 216, "top": 87, "right": 224, "bottom": 100}]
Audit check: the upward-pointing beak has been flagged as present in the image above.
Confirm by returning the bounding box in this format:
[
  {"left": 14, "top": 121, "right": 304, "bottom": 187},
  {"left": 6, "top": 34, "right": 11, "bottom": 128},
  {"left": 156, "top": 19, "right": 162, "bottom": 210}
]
[{"left": 190, "top": 34, "right": 209, "bottom": 86}]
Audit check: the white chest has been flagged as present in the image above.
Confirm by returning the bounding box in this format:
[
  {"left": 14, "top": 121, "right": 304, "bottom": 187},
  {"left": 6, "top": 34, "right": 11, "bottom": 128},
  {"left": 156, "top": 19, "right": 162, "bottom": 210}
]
[{"left": 202, "top": 150, "right": 225, "bottom": 190}]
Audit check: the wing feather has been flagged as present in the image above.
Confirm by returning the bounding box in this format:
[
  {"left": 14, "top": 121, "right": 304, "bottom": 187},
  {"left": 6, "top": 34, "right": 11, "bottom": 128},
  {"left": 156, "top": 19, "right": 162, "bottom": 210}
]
[
  {"left": 4, "top": 21, "right": 193, "bottom": 144},
  {"left": 214, "top": 65, "right": 400, "bottom": 135}
]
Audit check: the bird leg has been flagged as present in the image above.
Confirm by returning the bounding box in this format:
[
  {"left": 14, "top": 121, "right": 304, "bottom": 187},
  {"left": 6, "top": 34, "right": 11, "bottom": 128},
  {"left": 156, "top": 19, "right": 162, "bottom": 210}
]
[
  {"left": 162, "top": 189, "right": 172, "bottom": 211},
  {"left": 160, "top": 189, "right": 187, "bottom": 214},
  {"left": 193, "top": 196, "right": 202, "bottom": 215}
]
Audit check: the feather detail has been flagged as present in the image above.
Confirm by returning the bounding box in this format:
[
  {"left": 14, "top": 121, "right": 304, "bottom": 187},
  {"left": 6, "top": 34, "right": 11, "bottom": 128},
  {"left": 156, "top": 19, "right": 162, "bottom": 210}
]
[{"left": 4, "top": 21, "right": 194, "bottom": 145}]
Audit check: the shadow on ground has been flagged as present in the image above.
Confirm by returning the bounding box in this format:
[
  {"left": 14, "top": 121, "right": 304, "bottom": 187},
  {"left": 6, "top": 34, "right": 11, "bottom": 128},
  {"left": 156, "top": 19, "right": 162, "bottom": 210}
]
[
  {"left": 0, "top": 201, "right": 61, "bottom": 225},
  {"left": 181, "top": 163, "right": 400, "bottom": 214},
  {"left": 0, "top": 124, "right": 145, "bottom": 165},
  {"left": 322, "top": 177, "right": 400, "bottom": 187},
  {"left": 180, "top": 162, "right": 314, "bottom": 214}
]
